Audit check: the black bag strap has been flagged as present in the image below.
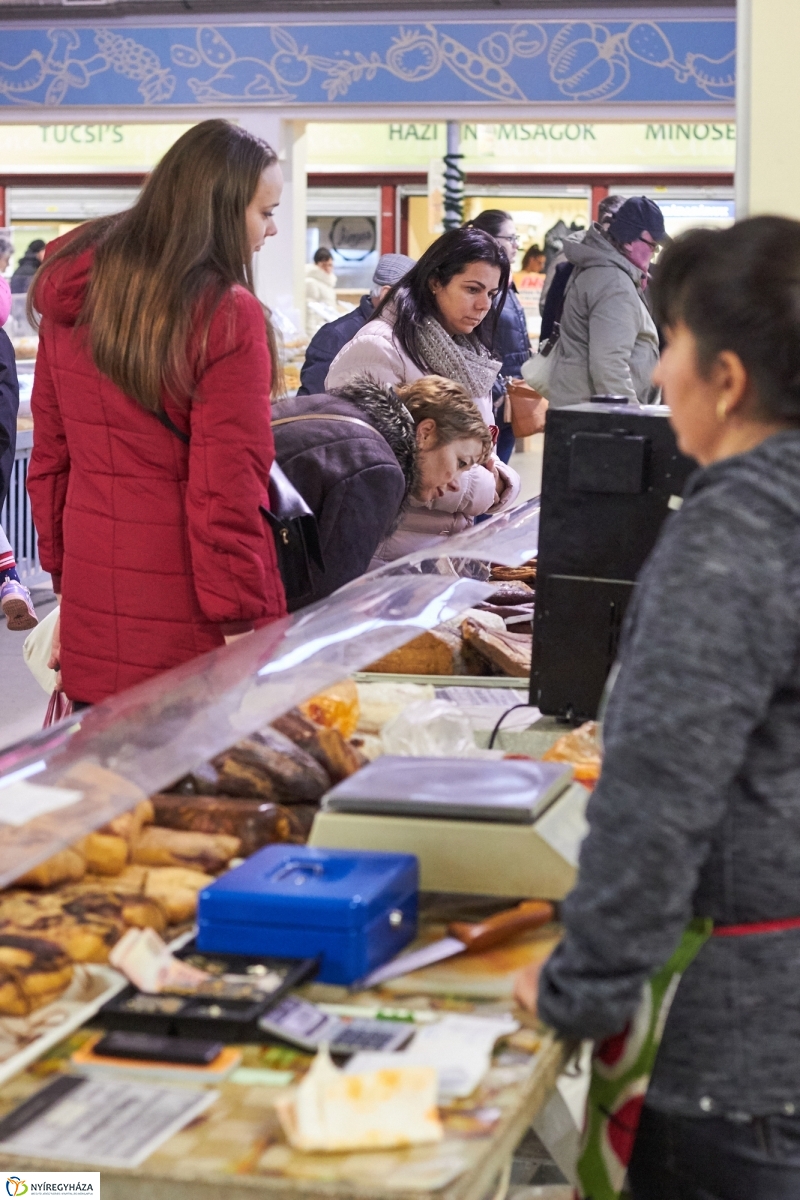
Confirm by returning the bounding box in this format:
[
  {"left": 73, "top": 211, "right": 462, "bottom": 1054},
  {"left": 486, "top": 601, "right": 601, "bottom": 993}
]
[{"left": 153, "top": 408, "right": 190, "bottom": 445}]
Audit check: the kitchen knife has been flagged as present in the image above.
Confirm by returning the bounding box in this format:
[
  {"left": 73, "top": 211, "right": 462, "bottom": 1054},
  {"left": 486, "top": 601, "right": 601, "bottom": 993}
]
[{"left": 356, "top": 899, "right": 556, "bottom": 991}]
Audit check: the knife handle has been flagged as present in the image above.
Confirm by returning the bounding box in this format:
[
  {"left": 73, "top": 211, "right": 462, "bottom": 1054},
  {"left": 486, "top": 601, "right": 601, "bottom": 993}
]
[{"left": 448, "top": 900, "right": 555, "bottom": 954}]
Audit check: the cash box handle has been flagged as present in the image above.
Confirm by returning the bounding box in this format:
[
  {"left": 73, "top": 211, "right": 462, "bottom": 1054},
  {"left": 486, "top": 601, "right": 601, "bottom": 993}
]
[{"left": 272, "top": 861, "right": 326, "bottom": 884}]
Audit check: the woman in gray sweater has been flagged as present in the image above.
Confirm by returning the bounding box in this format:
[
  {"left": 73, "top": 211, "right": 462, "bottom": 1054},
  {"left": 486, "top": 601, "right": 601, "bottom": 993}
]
[{"left": 516, "top": 216, "right": 800, "bottom": 1198}]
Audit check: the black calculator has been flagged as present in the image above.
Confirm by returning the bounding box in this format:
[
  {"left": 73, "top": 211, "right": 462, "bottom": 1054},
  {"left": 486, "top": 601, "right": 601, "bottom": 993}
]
[{"left": 258, "top": 995, "right": 415, "bottom": 1055}]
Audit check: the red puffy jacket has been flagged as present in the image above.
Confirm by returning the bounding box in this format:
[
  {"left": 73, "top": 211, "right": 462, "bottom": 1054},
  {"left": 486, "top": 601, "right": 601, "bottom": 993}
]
[{"left": 28, "top": 242, "right": 286, "bottom": 704}]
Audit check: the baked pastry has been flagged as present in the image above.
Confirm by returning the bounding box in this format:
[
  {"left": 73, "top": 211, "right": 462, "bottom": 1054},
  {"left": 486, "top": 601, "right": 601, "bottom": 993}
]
[
  {"left": 365, "top": 630, "right": 462, "bottom": 677},
  {"left": 489, "top": 559, "right": 537, "bottom": 584},
  {"left": 271, "top": 710, "right": 363, "bottom": 783},
  {"left": 74, "top": 832, "right": 128, "bottom": 876},
  {"left": 15, "top": 848, "right": 86, "bottom": 889},
  {"left": 103, "top": 799, "right": 155, "bottom": 845},
  {"left": 132, "top": 827, "right": 240, "bottom": 873},
  {"left": 141, "top": 866, "right": 213, "bottom": 924},
  {"left": 461, "top": 617, "right": 533, "bottom": 678},
  {"left": 0, "top": 935, "right": 73, "bottom": 1015},
  {"left": 485, "top": 581, "right": 535, "bottom": 605},
  {"left": 150, "top": 795, "right": 311, "bottom": 856},
  {"left": 213, "top": 732, "right": 330, "bottom": 803}
]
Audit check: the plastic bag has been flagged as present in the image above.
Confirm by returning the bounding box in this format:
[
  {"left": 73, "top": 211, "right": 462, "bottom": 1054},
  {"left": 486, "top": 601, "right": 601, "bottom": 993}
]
[
  {"left": 541, "top": 720, "right": 602, "bottom": 786},
  {"left": 381, "top": 699, "right": 481, "bottom": 758}
]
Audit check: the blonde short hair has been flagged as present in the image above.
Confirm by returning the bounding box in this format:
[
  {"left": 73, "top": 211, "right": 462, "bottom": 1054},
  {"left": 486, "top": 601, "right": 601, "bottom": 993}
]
[{"left": 396, "top": 376, "right": 493, "bottom": 463}]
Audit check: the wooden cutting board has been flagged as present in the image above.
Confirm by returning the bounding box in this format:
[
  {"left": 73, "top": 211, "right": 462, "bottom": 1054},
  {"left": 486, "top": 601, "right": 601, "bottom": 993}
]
[{"left": 378, "top": 924, "right": 561, "bottom": 999}]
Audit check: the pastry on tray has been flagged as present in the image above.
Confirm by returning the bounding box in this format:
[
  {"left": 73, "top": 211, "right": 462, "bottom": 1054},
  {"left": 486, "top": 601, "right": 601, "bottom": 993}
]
[
  {"left": 15, "top": 848, "right": 86, "bottom": 889},
  {"left": 150, "top": 795, "right": 312, "bottom": 855},
  {"left": 0, "top": 935, "right": 73, "bottom": 1015},
  {"left": 271, "top": 710, "right": 364, "bottom": 783},
  {"left": 131, "top": 827, "right": 240, "bottom": 873},
  {"left": 461, "top": 616, "right": 533, "bottom": 678}
]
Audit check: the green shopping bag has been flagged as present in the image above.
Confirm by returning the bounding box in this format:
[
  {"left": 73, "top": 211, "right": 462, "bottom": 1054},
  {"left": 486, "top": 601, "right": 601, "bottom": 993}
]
[{"left": 576, "top": 918, "right": 713, "bottom": 1200}]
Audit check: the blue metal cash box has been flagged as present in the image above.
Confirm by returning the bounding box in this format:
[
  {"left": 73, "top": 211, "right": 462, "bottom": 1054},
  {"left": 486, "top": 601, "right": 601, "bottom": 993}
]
[{"left": 196, "top": 845, "right": 418, "bottom": 985}]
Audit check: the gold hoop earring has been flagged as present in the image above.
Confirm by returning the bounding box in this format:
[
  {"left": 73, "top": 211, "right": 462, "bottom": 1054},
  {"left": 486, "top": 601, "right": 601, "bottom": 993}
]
[{"left": 716, "top": 400, "right": 728, "bottom": 422}]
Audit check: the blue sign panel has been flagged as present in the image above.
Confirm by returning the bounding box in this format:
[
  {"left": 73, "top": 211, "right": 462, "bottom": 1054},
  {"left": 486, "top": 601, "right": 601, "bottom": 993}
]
[{"left": 0, "top": 18, "right": 735, "bottom": 109}]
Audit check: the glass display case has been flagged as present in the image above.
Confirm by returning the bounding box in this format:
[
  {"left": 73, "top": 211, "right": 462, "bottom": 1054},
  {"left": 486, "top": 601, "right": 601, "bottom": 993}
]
[{"left": 0, "top": 500, "right": 540, "bottom": 889}]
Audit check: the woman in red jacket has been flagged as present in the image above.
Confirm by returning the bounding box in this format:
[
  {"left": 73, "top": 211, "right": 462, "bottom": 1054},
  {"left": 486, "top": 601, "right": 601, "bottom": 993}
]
[{"left": 27, "top": 120, "right": 287, "bottom": 706}]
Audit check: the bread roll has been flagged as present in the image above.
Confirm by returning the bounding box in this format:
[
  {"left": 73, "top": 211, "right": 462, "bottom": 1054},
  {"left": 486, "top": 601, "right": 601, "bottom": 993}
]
[
  {"left": 143, "top": 866, "right": 213, "bottom": 924},
  {"left": 75, "top": 832, "right": 128, "bottom": 876},
  {"left": 16, "top": 848, "right": 86, "bottom": 889},
  {"left": 132, "top": 827, "right": 240, "bottom": 873},
  {"left": 0, "top": 936, "right": 73, "bottom": 1015}
]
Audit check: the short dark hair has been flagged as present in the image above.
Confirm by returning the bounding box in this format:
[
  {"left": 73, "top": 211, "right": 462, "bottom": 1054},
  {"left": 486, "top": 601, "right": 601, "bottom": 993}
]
[
  {"left": 466, "top": 209, "right": 513, "bottom": 239},
  {"left": 313, "top": 247, "right": 332, "bottom": 264},
  {"left": 27, "top": 239, "right": 46, "bottom": 254},
  {"left": 373, "top": 226, "right": 509, "bottom": 371},
  {"left": 652, "top": 216, "right": 800, "bottom": 424}
]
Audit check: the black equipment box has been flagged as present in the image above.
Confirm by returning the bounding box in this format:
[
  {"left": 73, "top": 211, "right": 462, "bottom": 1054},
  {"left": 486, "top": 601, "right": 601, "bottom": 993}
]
[{"left": 530, "top": 402, "right": 696, "bottom": 720}]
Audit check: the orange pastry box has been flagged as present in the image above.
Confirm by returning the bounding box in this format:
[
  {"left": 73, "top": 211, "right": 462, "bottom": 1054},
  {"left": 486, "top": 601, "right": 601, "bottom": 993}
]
[
  {"left": 541, "top": 721, "right": 602, "bottom": 787},
  {"left": 300, "top": 680, "right": 360, "bottom": 740}
]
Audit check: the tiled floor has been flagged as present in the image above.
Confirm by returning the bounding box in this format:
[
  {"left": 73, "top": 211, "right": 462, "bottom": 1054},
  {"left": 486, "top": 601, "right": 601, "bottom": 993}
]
[
  {"left": 0, "top": 588, "right": 56, "bottom": 752},
  {"left": 510, "top": 1127, "right": 570, "bottom": 1190}
]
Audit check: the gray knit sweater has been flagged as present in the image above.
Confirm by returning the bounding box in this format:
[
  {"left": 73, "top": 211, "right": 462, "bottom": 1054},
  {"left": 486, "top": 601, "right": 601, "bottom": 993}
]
[{"left": 538, "top": 430, "right": 800, "bottom": 1118}]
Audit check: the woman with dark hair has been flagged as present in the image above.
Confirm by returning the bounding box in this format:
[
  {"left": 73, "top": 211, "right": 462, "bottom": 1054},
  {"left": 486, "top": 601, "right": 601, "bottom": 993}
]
[
  {"left": 325, "top": 226, "right": 520, "bottom": 555},
  {"left": 515, "top": 216, "right": 800, "bottom": 1198},
  {"left": 467, "top": 209, "right": 532, "bottom": 462},
  {"left": 273, "top": 374, "right": 492, "bottom": 608},
  {"left": 27, "top": 119, "right": 287, "bottom": 706}
]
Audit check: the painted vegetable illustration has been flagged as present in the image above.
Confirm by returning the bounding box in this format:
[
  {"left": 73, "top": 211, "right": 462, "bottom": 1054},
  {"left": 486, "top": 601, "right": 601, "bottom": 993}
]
[{"left": 548, "top": 22, "right": 630, "bottom": 102}]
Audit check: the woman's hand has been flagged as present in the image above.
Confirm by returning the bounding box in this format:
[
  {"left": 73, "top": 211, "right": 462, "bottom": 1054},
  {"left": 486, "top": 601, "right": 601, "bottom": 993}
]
[
  {"left": 47, "top": 606, "right": 63, "bottom": 693},
  {"left": 513, "top": 961, "right": 541, "bottom": 1016}
]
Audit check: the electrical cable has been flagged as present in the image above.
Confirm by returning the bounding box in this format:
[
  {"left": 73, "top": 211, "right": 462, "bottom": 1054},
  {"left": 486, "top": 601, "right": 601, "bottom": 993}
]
[{"left": 487, "top": 703, "right": 535, "bottom": 750}]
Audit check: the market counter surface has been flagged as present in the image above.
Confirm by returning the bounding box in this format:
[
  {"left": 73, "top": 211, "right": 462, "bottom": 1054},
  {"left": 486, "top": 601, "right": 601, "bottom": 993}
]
[{"left": 0, "top": 897, "right": 570, "bottom": 1200}]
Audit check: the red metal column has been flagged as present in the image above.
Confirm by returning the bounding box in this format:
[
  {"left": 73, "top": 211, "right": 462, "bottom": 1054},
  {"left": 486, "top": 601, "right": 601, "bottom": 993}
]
[
  {"left": 380, "top": 184, "right": 395, "bottom": 254},
  {"left": 0, "top": 187, "right": 6, "bottom": 228},
  {"left": 399, "top": 194, "right": 409, "bottom": 256},
  {"left": 591, "top": 183, "right": 609, "bottom": 222}
]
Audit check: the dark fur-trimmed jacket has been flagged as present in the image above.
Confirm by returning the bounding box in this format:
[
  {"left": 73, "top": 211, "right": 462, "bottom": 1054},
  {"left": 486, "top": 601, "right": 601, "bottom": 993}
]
[{"left": 271, "top": 382, "right": 415, "bottom": 607}]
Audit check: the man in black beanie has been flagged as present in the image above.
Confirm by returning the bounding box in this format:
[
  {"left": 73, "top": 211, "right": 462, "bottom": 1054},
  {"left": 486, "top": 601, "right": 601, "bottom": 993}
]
[
  {"left": 545, "top": 196, "right": 667, "bottom": 407},
  {"left": 298, "top": 253, "right": 414, "bottom": 396}
]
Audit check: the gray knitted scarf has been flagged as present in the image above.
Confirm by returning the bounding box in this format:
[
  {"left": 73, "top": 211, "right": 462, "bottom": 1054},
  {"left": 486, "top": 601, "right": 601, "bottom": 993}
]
[{"left": 415, "top": 317, "right": 501, "bottom": 400}]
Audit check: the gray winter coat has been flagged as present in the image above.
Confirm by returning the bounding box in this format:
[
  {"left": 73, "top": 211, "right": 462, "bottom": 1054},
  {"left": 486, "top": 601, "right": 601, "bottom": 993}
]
[
  {"left": 538, "top": 431, "right": 800, "bottom": 1119},
  {"left": 548, "top": 225, "right": 659, "bottom": 408}
]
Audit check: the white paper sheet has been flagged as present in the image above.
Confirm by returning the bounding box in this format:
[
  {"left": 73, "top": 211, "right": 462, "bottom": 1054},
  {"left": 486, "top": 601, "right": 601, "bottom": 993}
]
[
  {"left": 0, "top": 1078, "right": 216, "bottom": 1168},
  {"left": 0, "top": 780, "right": 83, "bottom": 826}
]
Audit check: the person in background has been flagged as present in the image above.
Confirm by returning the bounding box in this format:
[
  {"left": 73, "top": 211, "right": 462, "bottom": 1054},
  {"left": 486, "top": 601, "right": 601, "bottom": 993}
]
[
  {"left": 273, "top": 374, "right": 492, "bottom": 608},
  {"left": 27, "top": 120, "right": 287, "bottom": 707},
  {"left": 517, "top": 244, "right": 545, "bottom": 280},
  {"left": 516, "top": 215, "right": 800, "bottom": 1199},
  {"left": 467, "top": 209, "right": 531, "bottom": 463},
  {"left": 546, "top": 196, "right": 664, "bottom": 407},
  {"left": 0, "top": 235, "right": 12, "bottom": 281},
  {"left": 305, "top": 246, "right": 342, "bottom": 337},
  {"left": 539, "top": 194, "right": 626, "bottom": 334},
  {"left": 325, "top": 226, "right": 520, "bottom": 560},
  {"left": 0, "top": 274, "right": 35, "bottom": 630},
  {"left": 10, "top": 239, "right": 45, "bottom": 294},
  {"left": 298, "top": 253, "right": 414, "bottom": 396}
]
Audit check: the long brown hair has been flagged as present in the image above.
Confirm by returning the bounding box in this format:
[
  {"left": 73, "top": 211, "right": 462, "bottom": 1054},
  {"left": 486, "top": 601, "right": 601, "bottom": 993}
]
[{"left": 31, "top": 119, "right": 283, "bottom": 409}]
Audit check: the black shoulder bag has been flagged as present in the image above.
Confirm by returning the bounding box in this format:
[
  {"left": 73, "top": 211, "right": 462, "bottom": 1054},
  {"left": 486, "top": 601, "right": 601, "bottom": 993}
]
[{"left": 153, "top": 409, "right": 324, "bottom": 609}]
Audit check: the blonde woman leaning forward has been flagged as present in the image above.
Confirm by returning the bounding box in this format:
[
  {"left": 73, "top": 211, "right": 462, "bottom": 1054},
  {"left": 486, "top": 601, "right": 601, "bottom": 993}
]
[{"left": 325, "top": 226, "right": 521, "bottom": 562}]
